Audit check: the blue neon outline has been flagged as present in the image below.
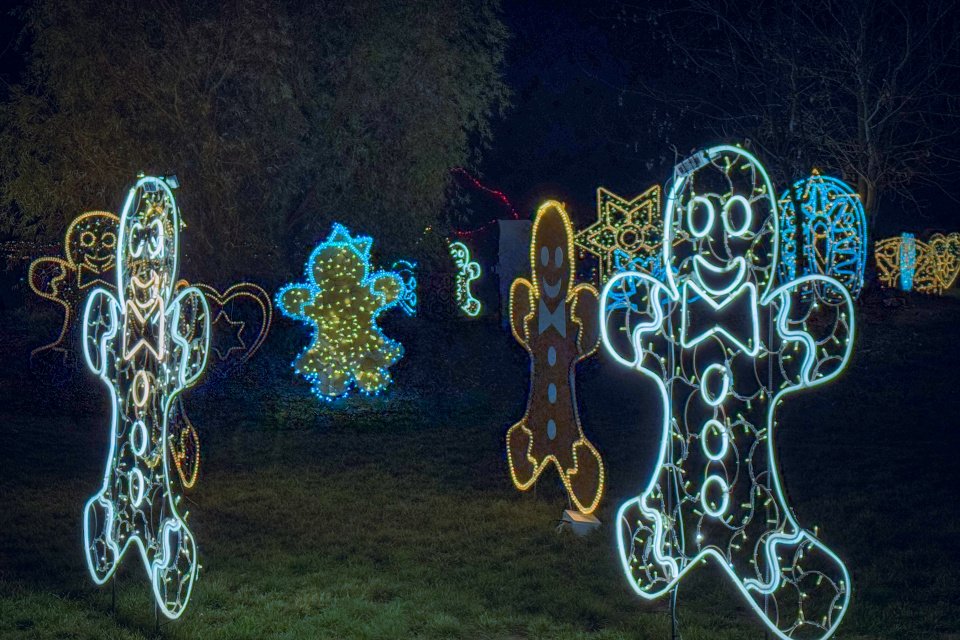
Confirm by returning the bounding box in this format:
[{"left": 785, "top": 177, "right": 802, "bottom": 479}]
[
  {"left": 275, "top": 223, "right": 405, "bottom": 400},
  {"left": 603, "top": 146, "right": 852, "bottom": 640},
  {"left": 81, "top": 176, "right": 209, "bottom": 620}
]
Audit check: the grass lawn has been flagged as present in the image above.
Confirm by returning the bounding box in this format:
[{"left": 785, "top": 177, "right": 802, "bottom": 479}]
[{"left": 1, "top": 293, "right": 959, "bottom": 640}]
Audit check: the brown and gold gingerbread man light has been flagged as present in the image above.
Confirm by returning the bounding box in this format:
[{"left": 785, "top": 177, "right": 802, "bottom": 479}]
[{"left": 507, "top": 200, "right": 605, "bottom": 515}]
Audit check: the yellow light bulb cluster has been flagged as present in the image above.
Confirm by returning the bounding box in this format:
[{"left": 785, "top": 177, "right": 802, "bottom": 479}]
[
  {"left": 575, "top": 186, "right": 682, "bottom": 283},
  {"left": 875, "top": 232, "right": 960, "bottom": 294},
  {"left": 276, "top": 224, "right": 404, "bottom": 399},
  {"left": 507, "top": 200, "right": 605, "bottom": 515}
]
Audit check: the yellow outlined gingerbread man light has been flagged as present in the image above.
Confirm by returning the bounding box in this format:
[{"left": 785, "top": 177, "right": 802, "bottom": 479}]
[
  {"left": 28, "top": 211, "right": 119, "bottom": 366},
  {"left": 507, "top": 201, "right": 605, "bottom": 515}
]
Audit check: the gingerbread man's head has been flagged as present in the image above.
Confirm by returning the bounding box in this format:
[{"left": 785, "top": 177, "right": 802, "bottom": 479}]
[
  {"left": 531, "top": 201, "right": 575, "bottom": 302},
  {"left": 664, "top": 146, "right": 778, "bottom": 298},
  {"left": 65, "top": 212, "right": 118, "bottom": 280},
  {"left": 117, "top": 176, "right": 181, "bottom": 306}
]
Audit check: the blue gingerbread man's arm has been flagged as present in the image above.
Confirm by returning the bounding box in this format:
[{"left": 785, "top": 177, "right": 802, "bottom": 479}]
[
  {"left": 276, "top": 284, "right": 316, "bottom": 323},
  {"left": 600, "top": 271, "right": 675, "bottom": 371},
  {"left": 169, "top": 286, "right": 211, "bottom": 391},
  {"left": 81, "top": 287, "right": 121, "bottom": 377},
  {"left": 762, "top": 274, "right": 855, "bottom": 394},
  {"left": 370, "top": 272, "right": 403, "bottom": 310}
]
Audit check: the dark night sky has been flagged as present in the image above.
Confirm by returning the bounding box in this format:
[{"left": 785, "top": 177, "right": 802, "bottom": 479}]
[{"left": 0, "top": 0, "right": 956, "bottom": 236}]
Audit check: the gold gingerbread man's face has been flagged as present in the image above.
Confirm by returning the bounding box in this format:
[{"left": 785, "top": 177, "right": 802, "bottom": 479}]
[
  {"left": 532, "top": 202, "right": 573, "bottom": 302},
  {"left": 120, "top": 181, "right": 180, "bottom": 305},
  {"left": 65, "top": 212, "right": 119, "bottom": 286}
]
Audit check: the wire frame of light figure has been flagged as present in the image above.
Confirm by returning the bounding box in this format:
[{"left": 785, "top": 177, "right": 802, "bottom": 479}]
[
  {"left": 81, "top": 175, "right": 210, "bottom": 619},
  {"left": 191, "top": 282, "right": 273, "bottom": 364},
  {"left": 777, "top": 171, "right": 867, "bottom": 298},
  {"left": 575, "top": 186, "right": 670, "bottom": 283},
  {"left": 448, "top": 241, "right": 482, "bottom": 316},
  {"left": 875, "top": 232, "right": 960, "bottom": 294},
  {"left": 601, "top": 146, "right": 852, "bottom": 640},
  {"left": 276, "top": 224, "right": 405, "bottom": 399},
  {"left": 391, "top": 260, "right": 419, "bottom": 316},
  {"left": 28, "top": 212, "right": 120, "bottom": 366}
]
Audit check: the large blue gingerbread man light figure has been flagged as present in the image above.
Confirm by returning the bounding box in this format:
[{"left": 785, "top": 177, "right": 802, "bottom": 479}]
[
  {"left": 601, "top": 146, "right": 853, "bottom": 640},
  {"left": 81, "top": 175, "right": 210, "bottom": 619}
]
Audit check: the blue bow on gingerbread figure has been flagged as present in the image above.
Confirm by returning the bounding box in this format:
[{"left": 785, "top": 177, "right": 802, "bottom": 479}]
[{"left": 601, "top": 146, "right": 854, "bottom": 640}]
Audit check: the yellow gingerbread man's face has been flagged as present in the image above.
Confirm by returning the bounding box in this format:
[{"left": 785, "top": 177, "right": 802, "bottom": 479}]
[
  {"left": 65, "top": 212, "right": 119, "bottom": 287},
  {"left": 533, "top": 203, "right": 573, "bottom": 302}
]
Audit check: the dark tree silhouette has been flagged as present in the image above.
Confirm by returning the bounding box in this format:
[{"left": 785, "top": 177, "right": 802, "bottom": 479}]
[
  {"left": 0, "top": 0, "right": 510, "bottom": 282},
  {"left": 600, "top": 0, "right": 960, "bottom": 230}
]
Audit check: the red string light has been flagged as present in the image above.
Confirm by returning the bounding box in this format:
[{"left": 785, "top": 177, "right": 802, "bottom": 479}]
[{"left": 449, "top": 168, "right": 519, "bottom": 236}]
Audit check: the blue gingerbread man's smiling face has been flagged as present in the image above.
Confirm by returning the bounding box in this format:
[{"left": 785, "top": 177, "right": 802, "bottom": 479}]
[{"left": 664, "top": 149, "right": 778, "bottom": 299}]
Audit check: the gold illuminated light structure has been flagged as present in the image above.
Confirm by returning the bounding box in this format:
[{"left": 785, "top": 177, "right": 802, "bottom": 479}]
[
  {"left": 602, "top": 146, "right": 852, "bottom": 640},
  {"left": 575, "top": 186, "right": 679, "bottom": 283},
  {"left": 81, "top": 175, "right": 210, "bottom": 619},
  {"left": 192, "top": 283, "right": 273, "bottom": 366},
  {"left": 29, "top": 212, "right": 120, "bottom": 367},
  {"left": 277, "top": 223, "right": 405, "bottom": 399},
  {"left": 29, "top": 213, "right": 272, "bottom": 374},
  {"left": 507, "top": 200, "right": 605, "bottom": 522},
  {"left": 875, "top": 232, "right": 960, "bottom": 294}
]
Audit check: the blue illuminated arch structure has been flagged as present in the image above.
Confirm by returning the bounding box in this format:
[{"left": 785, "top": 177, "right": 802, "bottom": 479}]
[{"left": 778, "top": 171, "right": 867, "bottom": 298}]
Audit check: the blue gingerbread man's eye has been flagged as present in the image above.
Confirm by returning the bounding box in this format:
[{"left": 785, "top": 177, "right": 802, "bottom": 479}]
[
  {"left": 554, "top": 246, "right": 563, "bottom": 267},
  {"left": 128, "top": 222, "right": 145, "bottom": 257},
  {"left": 147, "top": 219, "right": 165, "bottom": 258},
  {"left": 722, "top": 195, "right": 753, "bottom": 237},
  {"left": 540, "top": 246, "right": 549, "bottom": 266},
  {"left": 687, "top": 196, "right": 714, "bottom": 238}
]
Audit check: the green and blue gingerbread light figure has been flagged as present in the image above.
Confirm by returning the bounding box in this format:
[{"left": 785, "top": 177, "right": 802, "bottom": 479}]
[
  {"left": 277, "top": 224, "right": 405, "bottom": 399},
  {"left": 81, "top": 175, "right": 211, "bottom": 619},
  {"left": 602, "top": 146, "right": 853, "bottom": 640},
  {"left": 449, "top": 240, "right": 482, "bottom": 316}
]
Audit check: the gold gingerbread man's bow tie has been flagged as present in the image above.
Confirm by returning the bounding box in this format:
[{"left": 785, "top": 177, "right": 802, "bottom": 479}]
[{"left": 123, "top": 272, "right": 166, "bottom": 361}]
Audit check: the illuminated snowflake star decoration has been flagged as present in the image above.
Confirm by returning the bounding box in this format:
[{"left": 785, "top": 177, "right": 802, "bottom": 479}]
[
  {"left": 602, "top": 146, "right": 852, "bottom": 640},
  {"left": 778, "top": 170, "right": 867, "bottom": 297},
  {"left": 575, "top": 186, "right": 676, "bottom": 283},
  {"left": 449, "top": 241, "right": 482, "bottom": 316},
  {"left": 81, "top": 175, "right": 210, "bottom": 619},
  {"left": 277, "top": 224, "right": 404, "bottom": 398}
]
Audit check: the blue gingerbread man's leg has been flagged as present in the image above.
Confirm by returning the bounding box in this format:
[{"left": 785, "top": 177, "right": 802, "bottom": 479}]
[
  {"left": 741, "top": 526, "right": 851, "bottom": 639},
  {"left": 151, "top": 507, "right": 198, "bottom": 618},
  {"left": 83, "top": 488, "right": 122, "bottom": 584}
]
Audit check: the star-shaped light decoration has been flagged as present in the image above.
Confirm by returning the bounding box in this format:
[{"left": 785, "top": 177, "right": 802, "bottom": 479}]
[
  {"left": 574, "top": 186, "right": 666, "bottom": 283},
  {"left": 210, "top": 309, "right": 246, "bottom": 361}
]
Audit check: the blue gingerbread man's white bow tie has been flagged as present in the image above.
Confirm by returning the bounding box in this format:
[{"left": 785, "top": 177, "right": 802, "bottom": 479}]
[{"left": 680, "top": 280, "right": 760, "bottom": 356}]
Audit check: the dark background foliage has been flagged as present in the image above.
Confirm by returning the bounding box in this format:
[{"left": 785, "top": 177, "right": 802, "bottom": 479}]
[{"left": 0, "top": 0, "right": 510, "bottom": 285}]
